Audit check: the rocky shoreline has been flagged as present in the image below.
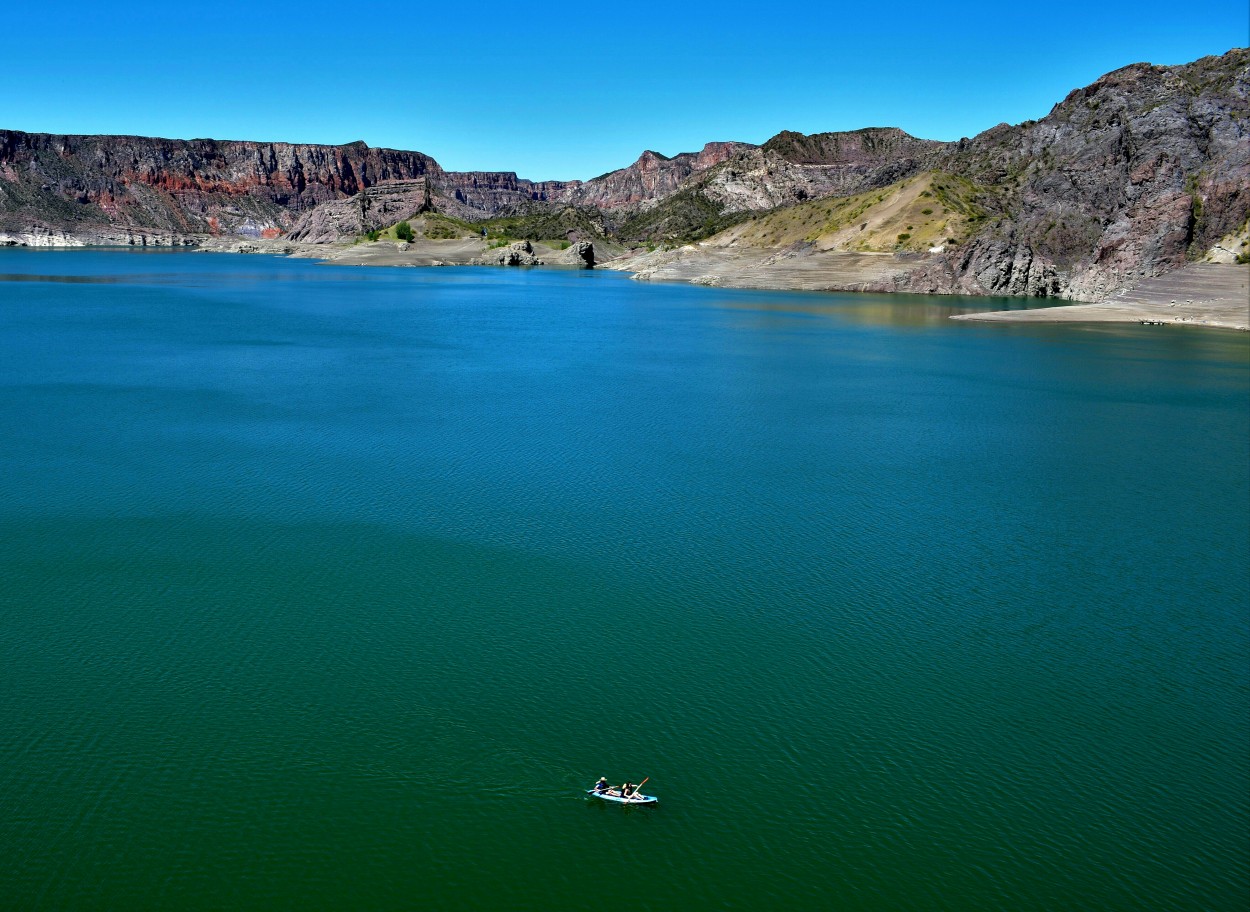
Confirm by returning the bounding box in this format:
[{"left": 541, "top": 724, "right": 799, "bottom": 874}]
[
  {"left": 951, "top": 263, "right": 1249, "bottom": 330},
  {"left": 6, "top": 223, "right": 1244, "bottom": 331},
  {"left": 186, "top": 234, "right": 1250, "bottom": 331}
]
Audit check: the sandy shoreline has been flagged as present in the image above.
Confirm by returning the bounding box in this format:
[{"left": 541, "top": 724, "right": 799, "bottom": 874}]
[
  {"left": 950, "top": 263, "right": 1249, "bottom": 331},
  {"left": 199, "top": 236, "right": 601, "bottom": 269},
  {"left": 200, "top": 237, "right": 1248, "bottom": 331},
  {"left": 603, "top": 246, "right": 1248, "bottom": 331}
]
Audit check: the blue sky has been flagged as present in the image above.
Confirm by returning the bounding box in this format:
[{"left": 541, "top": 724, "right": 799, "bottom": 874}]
[{"left": 2, "top": 1, "right": 1245, "bottom": 180}]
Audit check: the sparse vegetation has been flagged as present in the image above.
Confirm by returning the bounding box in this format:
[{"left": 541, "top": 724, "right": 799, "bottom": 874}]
[
  {"left": 424, "top": 222, "right": 460, "bottom": 240},
  {"left": 470, "top": 205, "right": 608, "bottom": 245},
  {"left": 720, "top": 171, "right": 997, "bottom": 254},
  {"left": 616, "top": 188, "right": 751, "bottom": 244}
]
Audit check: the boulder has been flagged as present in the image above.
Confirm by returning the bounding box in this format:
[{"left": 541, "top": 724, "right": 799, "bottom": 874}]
[
  {"left": 495, "top": 240, "right": 542, "bottom": 266},
  {"left": 571, "top": 241, "right": 595, "bottom": 266}
]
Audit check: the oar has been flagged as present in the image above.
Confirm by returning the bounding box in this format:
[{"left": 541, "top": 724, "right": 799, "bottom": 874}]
[{"left": 624, "top": 777, "right": 649, "bottom": 799}]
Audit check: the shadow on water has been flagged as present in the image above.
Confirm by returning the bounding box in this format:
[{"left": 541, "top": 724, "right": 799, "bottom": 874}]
[{"left": 0, "top": 272, "right": 128, "bottom": 284}]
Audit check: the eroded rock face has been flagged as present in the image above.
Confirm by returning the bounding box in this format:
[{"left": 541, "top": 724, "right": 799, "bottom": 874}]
[
  {"left": 571, "top": 241, "right": 594, "bottom": 267},
  {"left": 478, "top": 240, "right": 542, "bottom": 266},
  {"left": 561, "top": 142, "right": 755, "bottom": 209},
  {"left": 935, "top": 49, "right": 1250, "bottom": 299},
  {"left": 0, "top": 132, "right": 437, "bottom": 240},
  {"left": 0, "top": 225, "right": 200, "bottom": 247},
  {"left": 287, "top": 181, "right": 426, "bottom": 243},
  {"left": 437, "top": 172, "right": 579, "bottom": 219}
]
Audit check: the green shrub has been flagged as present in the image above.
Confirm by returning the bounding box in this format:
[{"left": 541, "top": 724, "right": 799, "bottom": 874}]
[
  {"left": 395, "top": 221, "right": 414, "bottom": 243},
  {"left": 897, "top": 233, "right": 911, "bottom": 242},
  {"left": 366, "top": 229, "right": 380, "bottom": 242},
  {"left": 921, "top": 208, "right": 933, "bottom": 215}
]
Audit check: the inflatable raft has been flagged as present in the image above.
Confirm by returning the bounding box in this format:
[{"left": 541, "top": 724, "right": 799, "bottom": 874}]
[{"left": 587, "top": 788, "right": 658, "bottom": 805}]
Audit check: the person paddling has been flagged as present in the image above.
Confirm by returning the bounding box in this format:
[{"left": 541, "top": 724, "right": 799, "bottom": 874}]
[{"left": 594, "top": 777, "right": 610, "bottom": 794}]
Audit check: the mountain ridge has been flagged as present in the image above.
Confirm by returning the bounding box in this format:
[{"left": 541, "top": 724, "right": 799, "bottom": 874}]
[{"left": 2, "top": 48, "right": 1247, "bottom": 302}]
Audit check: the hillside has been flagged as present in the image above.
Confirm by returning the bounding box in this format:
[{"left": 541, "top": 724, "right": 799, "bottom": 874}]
[
  {"left": 933, "top": 48, "right": 1250, "bottom": 297},
  {"left": 612, "top": 48, "right": 1250, "bottom": 300},
  {"left": 709, "top": 172, "right": 993, "bottom": 253}
]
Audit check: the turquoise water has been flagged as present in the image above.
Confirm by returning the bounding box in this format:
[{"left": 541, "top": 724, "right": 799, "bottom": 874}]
[{"left": 1, "top": 249, "right": 1247, "bottom": 910}]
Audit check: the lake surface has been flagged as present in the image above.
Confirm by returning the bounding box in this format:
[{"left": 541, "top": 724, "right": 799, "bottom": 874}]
[{"left": 1, "top": 249, "right": 1247, "bottom": 911}]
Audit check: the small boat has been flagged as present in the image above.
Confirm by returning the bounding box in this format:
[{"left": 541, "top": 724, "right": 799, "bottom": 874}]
[{"left": 587, "top": 788, "right": 658, "bottom": 805}]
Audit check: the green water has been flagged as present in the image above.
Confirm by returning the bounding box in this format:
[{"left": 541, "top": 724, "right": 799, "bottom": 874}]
[{"left": 1, "top": 249, "right": 1247, "bottom": 910}]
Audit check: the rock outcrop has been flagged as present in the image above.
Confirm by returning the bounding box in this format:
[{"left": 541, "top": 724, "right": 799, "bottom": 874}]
[
  {"left": 473, "top": 240, "right": 543, "bottom": 266},
  {"left": 560, "top": 142, "right": 753, "bottom": 210},
  {"left": 931, "top": 49, "right": 1250, "bottom": 297},
  {"left": 570, "top": 241, "right": 594, "bottom": 267}
]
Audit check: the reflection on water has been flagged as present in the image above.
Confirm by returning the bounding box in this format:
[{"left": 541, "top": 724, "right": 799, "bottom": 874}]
[{"left": 712, "top": 290, "right": 1063, "bottom": 328}]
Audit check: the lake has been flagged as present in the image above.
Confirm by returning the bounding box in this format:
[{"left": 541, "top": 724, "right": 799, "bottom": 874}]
[{"left": 1, "top": 249, "right": 1247, "bottom": 910}]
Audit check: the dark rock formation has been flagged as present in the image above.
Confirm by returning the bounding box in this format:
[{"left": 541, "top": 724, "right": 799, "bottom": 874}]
[
  {"left": 474, "top": 239, "right": 542, "bottom": 266},
  {"left": 570, "top": 241, "right": 594, "bottom": 267},
  {"left": 931, "top": 48, "right": 1250, "bottom": 297}
]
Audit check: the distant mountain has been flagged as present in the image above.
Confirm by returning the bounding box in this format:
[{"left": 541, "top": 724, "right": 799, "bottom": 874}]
[
  {"left": 0, "top": 134, "right": 437, "bottom": 244},
  {"left": 608, "top": 127, "right": 949, "bottom": 241},
  {"left": 2, "top": 48, "right": 1246, "bottom": 301},
  {"left": 563, "top": 142, "right": 755, "bottom": 209}
]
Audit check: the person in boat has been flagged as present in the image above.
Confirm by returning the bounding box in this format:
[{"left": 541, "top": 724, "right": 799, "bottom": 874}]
[
  {"left": 621, "top": 782, "right": 635, "bottom": 798},
  {"left": 594, "top": 777, "right": 610, "bottom": 794}
]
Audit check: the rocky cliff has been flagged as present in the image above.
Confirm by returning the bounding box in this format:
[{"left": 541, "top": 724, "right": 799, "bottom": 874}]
[
  {"left": 559, "top": 142, "right": 753, "bottom": 210},
  {"left": 0, "top": 132, "right": 440, "bottom": 243},
  {"left": 0, "top": 129, "right": 588, "bottom": 245},
  {"left": 925, "top": 48, "right": 1250, "bottom": 297}
]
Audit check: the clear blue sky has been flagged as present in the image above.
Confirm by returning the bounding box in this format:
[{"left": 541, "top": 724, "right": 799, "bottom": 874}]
[{"left": 2, "top": 1, "right": 1245, "bottom": 181}]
